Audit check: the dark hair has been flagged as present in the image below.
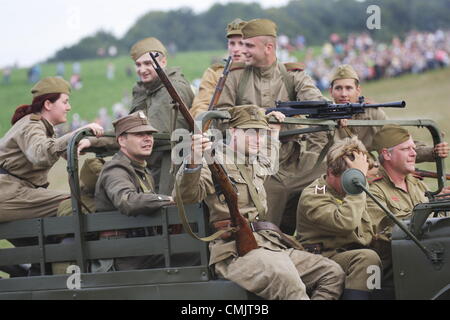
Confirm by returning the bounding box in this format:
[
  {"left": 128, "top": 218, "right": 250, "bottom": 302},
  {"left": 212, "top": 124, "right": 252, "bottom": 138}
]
[{"left": 11, "top": 93, "right": 61, "bottom": 125}]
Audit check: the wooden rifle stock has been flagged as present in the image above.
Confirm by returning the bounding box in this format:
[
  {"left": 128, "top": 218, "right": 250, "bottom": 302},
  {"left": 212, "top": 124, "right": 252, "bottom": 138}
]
[
  {"left": 149, "top": 52, "right": 258, "bottom": 256},
  {"left": 202, "top": 56, "right": 232, "bottom": 132},
  {"left": 415, "top": 168, "right": 450, "bottom": 181}
]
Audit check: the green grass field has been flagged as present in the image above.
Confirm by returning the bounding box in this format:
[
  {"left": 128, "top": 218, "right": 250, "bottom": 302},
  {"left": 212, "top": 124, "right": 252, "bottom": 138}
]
[{"left": 1, "top": 53, "right": 450, "bottom": 279}]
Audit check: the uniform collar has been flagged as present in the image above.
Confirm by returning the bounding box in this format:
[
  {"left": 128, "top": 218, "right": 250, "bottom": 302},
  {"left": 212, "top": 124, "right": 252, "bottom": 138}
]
[
  {"left": 117, "top": 150, "right": 148, "bottom": 172},
  {"left": 40, "top": 116, "right": 55, "bottom": 137},
  {"left": 254, "top": 61, "right": 278, "bottom": 78},
  {"left": 379, "top": 166, "right": 419, "bottom": 191}
]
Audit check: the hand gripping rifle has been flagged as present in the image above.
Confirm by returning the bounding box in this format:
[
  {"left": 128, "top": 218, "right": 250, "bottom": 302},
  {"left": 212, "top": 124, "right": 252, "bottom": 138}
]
[
  {"left": 149, "top": 52, "right": 258, "bottom": 256},
  {"left": 267, "top": 96, "right": 406, "bottom": 120}
]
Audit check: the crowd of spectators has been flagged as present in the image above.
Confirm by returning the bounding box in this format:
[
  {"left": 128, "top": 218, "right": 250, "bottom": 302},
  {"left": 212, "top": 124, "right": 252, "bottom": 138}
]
[{"left": 297, "top": 30, "right": 450, "bottom": 91}]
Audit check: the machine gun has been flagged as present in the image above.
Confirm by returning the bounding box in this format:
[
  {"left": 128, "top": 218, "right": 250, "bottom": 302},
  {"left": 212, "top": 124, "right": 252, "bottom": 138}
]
[
  {"left": 267, "top": 97, "right": 406, "bottom": 120},
  {"left": 149, "top": 52, "right": 258, "bottom": 257}
]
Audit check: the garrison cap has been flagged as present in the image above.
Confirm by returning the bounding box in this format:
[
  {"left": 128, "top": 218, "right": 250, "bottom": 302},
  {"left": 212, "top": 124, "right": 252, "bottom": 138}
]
[
  {"left": 130, "top": 37, "right": 168, "bottom": 61},
  {"left": 226, "top": 18, "right": 247, "bottom": 38},
  {"left": 80, "top": 158, "right": 105, "bottom": 194},
  {"left": 31, "top": 77, "right": 71, "bottom": 98},
  {"left": 229, "top": 105, "right": 270, "bottom": 130},
  {"left": 372, "top": 125, "right": 411, "bottom": 151},
  {"left": 113, "top": 111, "right": 158, "bottom": 138},
  {"left": 241, "top": 19, "right": 277, "bottom": 39},
  {"left": 330, "top": 64, "right": 360, "bottom": 83}
]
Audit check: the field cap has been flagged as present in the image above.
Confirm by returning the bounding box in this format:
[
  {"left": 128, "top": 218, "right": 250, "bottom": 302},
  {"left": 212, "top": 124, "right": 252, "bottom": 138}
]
[
  {"left": 31, "top": 77, "right": 71, "bottom": 98},
  {"left": 241, "top": 19, "right": 277, "bottom": 39},
  {"left": 80, "top": 158, "right": 105, "bottom": 193},
  {"left": 130, "top": 37, "right": 168, "bottom": 61},
  {"left": 113, "top": 111, "right": 158, "bottom": 137},
  {"left": 226, "top": 18, "right": 247, "bottom": 38},
  {"left": 372, "top": 125, "right": 411, "bottom": 151},
  {"left": 330, "top": 64, "right": 360, "bottom": 83},
  {"left": 229, "top": 105, "right": 270, "bottom": 129}
]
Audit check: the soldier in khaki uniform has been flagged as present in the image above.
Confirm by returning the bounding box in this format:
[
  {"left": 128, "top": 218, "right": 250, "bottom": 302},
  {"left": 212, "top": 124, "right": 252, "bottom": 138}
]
[
  {"left": 329, "top": 64, "right": 448, "bottom": 164},
  {"left": 190, "top": 18, "right": 247, "bottom": 119},
  {"left": 129, "top": 37, "right": 195, "bottom": 194},
  {"left": 94, "top": 111, "right": 198, "bottom": 271},
  {"left": 0, "top": 77, "right": 104, "bottom": 223},
  {"left": 368, "top": 125, "right": 450, "bottom": 238},
  {"left": 214, "top": 19, "right": 329, "bottom": 234},
  {"left": 174, "top": 105, "right": 345, "bottom": 300},
  {"left": 296, "top": 137, "right": 381, "bottom": 298}
]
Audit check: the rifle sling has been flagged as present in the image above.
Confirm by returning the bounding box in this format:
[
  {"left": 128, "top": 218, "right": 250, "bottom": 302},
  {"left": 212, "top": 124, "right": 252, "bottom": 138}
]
[{"left": 174, "top": 179, "right": 236, "bottom": 242}]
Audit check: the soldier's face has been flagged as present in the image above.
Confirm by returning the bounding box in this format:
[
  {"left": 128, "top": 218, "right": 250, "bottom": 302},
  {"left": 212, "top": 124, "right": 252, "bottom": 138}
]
[
  {"left": 135, "top": 53, "right": 167, "bottom": 83},
  {"left": 242, "top": 37, "right": 269, "bottom": 67},
  {"left": 330, "top": 79, "right": 361, "bottom": 103},
  {"left": 384, "top": 137, "right": 417, "bottom": 175},
  {"left": 44, "top": 93, "right": 71, "bottom": 125},
  {"left": 227, "top": 35, "right": 245, "bottom": 62},
  {"left": 119, "top": 132, "right": 154, "bottom": 161}
]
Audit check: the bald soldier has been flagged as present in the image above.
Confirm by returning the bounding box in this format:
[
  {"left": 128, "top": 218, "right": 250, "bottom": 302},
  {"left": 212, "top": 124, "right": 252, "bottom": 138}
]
[
  {"left": 190, "top": 18, "right": 247, "bottom": 119},
  {"left": 129, "top": 37, "right": 194, "bottom": 194},
  {"left": 296, "top": 137, "right": 381, "bottom": 299},
  {"left": 174, "top": 105, "right": 345, "bottom": 300},
  {"left": 214, "top": 18, "right": 329, "bottom": 234},
  {"left": 329, "top": 64, "right": 449, "bottom": 163}
]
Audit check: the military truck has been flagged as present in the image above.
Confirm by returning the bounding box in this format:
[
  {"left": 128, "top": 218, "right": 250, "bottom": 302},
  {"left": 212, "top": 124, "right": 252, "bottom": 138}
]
[{"left": 0, "top": 114, "right": 449, "bottom": 300}]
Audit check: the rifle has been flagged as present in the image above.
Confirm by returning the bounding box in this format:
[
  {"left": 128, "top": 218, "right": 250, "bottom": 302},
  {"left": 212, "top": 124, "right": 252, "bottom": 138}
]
[
  {"left": 267, "top": 97, "right": 406, "bottom": 120},
  {"left": 415, "top": 168, "right": 450, "bottom": 181},
  {"left": 149, "top": 52, "right": 258, "bottom": 256},
  {"left": 203, "top": 56, "right": 232, "bottom": 131}
]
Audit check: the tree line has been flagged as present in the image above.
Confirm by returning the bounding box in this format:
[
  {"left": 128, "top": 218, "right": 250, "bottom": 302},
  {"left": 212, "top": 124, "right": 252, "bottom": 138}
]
[{"left": 48, "top": 0, "right": 450, "bottom": 62}]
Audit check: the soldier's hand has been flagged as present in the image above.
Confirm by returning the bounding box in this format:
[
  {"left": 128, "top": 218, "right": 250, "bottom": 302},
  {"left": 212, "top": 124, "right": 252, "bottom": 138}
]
[
  {"left": 344, "top": 151, "right": 369, "bottom": 176},
  {"left": 266, "top": 111, "right": 285, "bottom": 131},
  {"left": 77, "top": 138, "right": 92, "bottom": 155},
  {"left": 434, "top": 142, "right": 449, "bottom": 158},
  {"left": 189, "top": 133, "right": 211, "bottom": 167},
  {"left": 337, "top": 119, "right": 349, "bottom": 128},
  {"left": 81, "top": 123, "right": 104, "bottom": 137}
]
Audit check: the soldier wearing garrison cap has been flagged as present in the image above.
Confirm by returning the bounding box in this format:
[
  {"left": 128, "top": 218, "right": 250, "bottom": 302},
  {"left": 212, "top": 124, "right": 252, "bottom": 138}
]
[
  {"left": 214, "top": 18, "right": 329, "bottom": 235},
  {"left": 129, "top": 37, "right": 194, "bottom": 195},
  {"left": 190, "top": 18, "right": 248, "bottom": 119},
  {"left": 368, "top": 125, "right": 450, "bottom": 245},
  {"left": 328, "top": 64, "right": 448, "bottom": 164},
  {"left": 0, "top": 77, "right": 104, "bottom": 223},
  {"left": 174, "top": 105, "right": 345, "bottom": 300}
]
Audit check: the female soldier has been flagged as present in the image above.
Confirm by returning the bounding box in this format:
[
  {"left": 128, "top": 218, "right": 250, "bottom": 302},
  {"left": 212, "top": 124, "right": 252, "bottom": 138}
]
[{"left": 0, "top": 77, "right": 104, "bottom": 222}]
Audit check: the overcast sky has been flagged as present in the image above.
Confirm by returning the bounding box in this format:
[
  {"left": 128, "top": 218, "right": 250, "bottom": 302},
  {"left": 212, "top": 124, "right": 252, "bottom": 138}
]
[{"left": 0, "top": 0, "right": 289, "bottom": 68}]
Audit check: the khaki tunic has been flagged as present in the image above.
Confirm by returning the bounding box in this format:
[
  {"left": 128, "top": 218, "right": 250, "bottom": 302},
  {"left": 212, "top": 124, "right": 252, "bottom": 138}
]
[
  {"left": 214, "top": 61, "right": 329, "bottom": 232},
  {"left": 130, "top": 66, "right": 194, "bottom": 133},
  {"left": 367, "top": 167, "right": 429, "bottom": 237},
  {"left": 190, "top": 65, "right": 223, "bottom": 119},
  {"left": 0, "top": 114, "right": 72, "bottom": 222},
  {"left": 173, "top": 144, "right": 344, "bottom": 300},
  {"left": 95, "top": 151, "right": 172, "bottom": 215},
  {"left": 297, "top": 175, "right": 381, "bottom": 290}
]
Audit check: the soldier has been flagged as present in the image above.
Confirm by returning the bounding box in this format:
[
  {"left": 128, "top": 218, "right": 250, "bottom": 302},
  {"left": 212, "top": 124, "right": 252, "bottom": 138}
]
[
  {"left": 368, "top": 125, "right": 450, "bottom": 237},
  {"left": 214, "top": 18, "right": 329, "bottom": 234},
  {"left": 0, "top": 77, "right": 104, "bottom": 223},
  {"left": 190, "top": 18, "right": 247, "bottom": 119},
  {"left": 94, "top": 111, "right": 199, "bottom": 271},
  {"left": 129, "top": 37, "right": 195, "bottom": 194},
  {"left": 330, "top": 64, "right": 449, "bottom": 164},
  {"left": 174, "top": 105, "right": 345, "bottom": 300},
  {"left": 296, "top": 137, "right": 381, "bottom": 299}
]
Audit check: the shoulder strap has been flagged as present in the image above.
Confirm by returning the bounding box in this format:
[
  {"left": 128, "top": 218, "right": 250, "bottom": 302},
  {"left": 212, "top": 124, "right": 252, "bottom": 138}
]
[
  {"left": 236, "top": 164, "right": 265, "bottom": 218},
  {"left": 278, "top": 62, "right": 296, "bottom": 101}
]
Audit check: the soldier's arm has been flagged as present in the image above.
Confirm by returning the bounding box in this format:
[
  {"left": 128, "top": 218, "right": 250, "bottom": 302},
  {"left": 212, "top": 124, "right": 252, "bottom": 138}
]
[
  {"left": 17, "top": 121, "right": 73, "bottom": 167},
  {"left": 298, "top": 185, "right": 368, "bottom": 235},
  {"left": 100, "top": 164, "right": 172, "bottom": 216}
]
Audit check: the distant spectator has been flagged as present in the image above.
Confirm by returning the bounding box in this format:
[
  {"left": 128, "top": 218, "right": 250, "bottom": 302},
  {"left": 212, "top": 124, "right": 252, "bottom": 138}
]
[
  {"left": 70, "top": 74, "right": 83, "bottom": 90},
  {"left": 108, "top": 46, "right": 118, "bottom": 57},
  {"left": 2, "top": 67, "right": 11, "bottom": 84},
  {"left": 106, "top": 63, "right": 115, "bottom": 80},
  {"left": 73, "top": 62, "right": 81, "bottom": 75},
  {"left": 56, "top": 62, "right": 65, "bottom": 77}
]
